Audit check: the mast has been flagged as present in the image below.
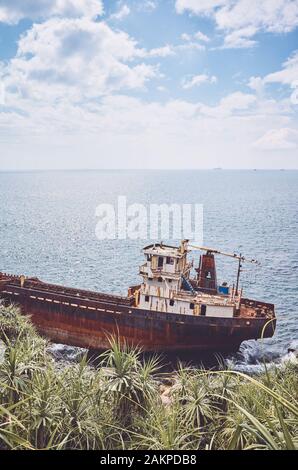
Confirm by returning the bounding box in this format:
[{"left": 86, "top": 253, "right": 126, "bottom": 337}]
[
  {"left": 235, "top": 254, "right": 242, "bottom": 296},
  {"left": 188, "top": 244, "right": 260, "bottom": 297}
]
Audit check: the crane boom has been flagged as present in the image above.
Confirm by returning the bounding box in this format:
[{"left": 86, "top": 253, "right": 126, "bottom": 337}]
[{"left": 188, "top": 244, "right": 260, "bottom": 265}]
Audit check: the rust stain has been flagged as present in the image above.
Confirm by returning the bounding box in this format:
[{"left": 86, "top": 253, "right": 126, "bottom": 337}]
[{"left": 0, "top": 272, "right": 276, "bottom": 352}]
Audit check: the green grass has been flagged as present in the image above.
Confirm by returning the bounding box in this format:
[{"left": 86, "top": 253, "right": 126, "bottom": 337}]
[{"left": 0, "top": 304, "right": 297, "bottom": 450}]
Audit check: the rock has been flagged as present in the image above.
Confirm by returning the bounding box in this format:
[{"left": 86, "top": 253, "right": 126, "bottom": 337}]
[
  {"left": 287, "top": 340, "right": 298, "bottom": 357},
  {"left": 159, "top": 383, "right": 173, "bottom": 406}
]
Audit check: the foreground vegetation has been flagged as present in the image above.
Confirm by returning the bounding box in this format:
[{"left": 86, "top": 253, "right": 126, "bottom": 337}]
[{"left": 0, "top": 304, "right": 297, "bottom": 450}]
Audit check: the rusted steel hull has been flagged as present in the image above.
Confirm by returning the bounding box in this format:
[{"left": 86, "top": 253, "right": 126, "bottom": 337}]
[{"left": 0, "top": 276, "right": 276, "bottom": 352}]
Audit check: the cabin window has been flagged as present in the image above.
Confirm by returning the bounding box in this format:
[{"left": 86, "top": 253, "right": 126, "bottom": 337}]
[
  {"left": 166, "top": 257, "right": 174, "bottom": 265},
  {"left": 190, "top": 303, "right": 195, "bottom": 310},
  {"left": 201, "top": 305, "right": 207, "bottom": 316},
  {"left": 158, "top": 277, "right": 163, "bottom": 283},
  {"left": 147, "top": 254, "right": 152, "bottom": 261},
  {"left": 170, "top": 299, "right": 175, "bottom": 306},
  {"left": 168, "top": 279, "right": 172, "bottom": 283},
  {"left": 158, "top": 257, "right": 164, "bottom": 268},
  {"left": 145, "top": 295, "right": 150, "bottom": 303}
]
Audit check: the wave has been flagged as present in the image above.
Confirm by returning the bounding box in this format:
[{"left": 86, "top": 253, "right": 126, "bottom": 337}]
[
  {"left": 227, "top": 339, "right": 298, "bottom": 374},
  {"left": 48, "top": 343, "right": 87, "bottom": 362}
]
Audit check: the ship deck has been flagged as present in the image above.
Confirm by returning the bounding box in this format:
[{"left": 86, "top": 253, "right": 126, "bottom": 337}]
[
  {"left": 239, "top": 297, "right": 275, "bottom": 319},
  {"left": 0, "top": 272, "right": 134, "bottom": 307},
  {"left": 0, "top": 272, "right": 274, "bottom": 321}
]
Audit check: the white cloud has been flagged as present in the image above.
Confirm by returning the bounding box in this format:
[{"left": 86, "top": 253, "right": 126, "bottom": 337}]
[
  {"left": 181, "top": 30, "right": 210, "bottom": 43},
  {"left": 194, "top": 31, "right": 210, "bottom": 42},
  {"left": 221, "top": 26, "right": 257, "bottom": 49},
  {"left": 0, "top": 11, "right": 207, "bottom": 112},
  {"left": 248, "top": 76, "right": 265, "bottom": 93},
  {"left": 146, "top": 45, "right": 175, "bottom": 57},
  {"left": 219, "top": 92, "right": 256, "bottom": 112},
  {"left": 263, "top": 51, "right": 298, "bottom": 86},
  {"left": 1, "top": 88, "right": 297, "bottom": 169},
  {"left": 110, "top": 4, "right": 130, "bottom": 22},
  {"left": 215, "top": 0, "right": 298, "bottom": 34},
  {"left": 3, "top": 17, "right": 157, "bottom": 103},
  {"left": 137, "top": 32, "right": 207, "bottom": 59},
  {"left": 182, "top": 73, "right": 217, "bottom": 89},
  {"left": 0, "top": 82, "right": 5, "bottom": 105},
  {"left": 0, "top": 0, "right": 104, "bottom": 24},
  {"left": 176, "top": 0, "right": 226, "bottom": 15},
  {"left": 176, "top": 42, "right": 205, "bottom": 52},
  {"left": 139, "top": 41, "right": 205, "bottom": 58},
  {"left": 140, "top": 1, "right": 158, "bottom": 12},
  {"left": 181, "top": 33, "right": 191, "bottom": 41},
  {"left": 176, "top": 0, "right": 298, "bottom": 48},
  {"left": 0, "top": 5, "right": 297, "bottom": 169},
  {"left": 253, "top": 128, "right": 298, "bottom": 150},
  {"left": 198, "top": 91, "right": 257, "bottom": 117},
  {"left": 248, "top": 51, "right": 298, "bottom": 101}
]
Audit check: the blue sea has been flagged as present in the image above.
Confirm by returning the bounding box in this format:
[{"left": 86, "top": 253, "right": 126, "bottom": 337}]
[{"left": 0, "top": 170, "right": 297, "bottom": 371}]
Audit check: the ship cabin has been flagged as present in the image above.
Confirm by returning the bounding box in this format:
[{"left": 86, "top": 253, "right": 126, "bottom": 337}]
[{"left": 137, "top": 241, "right": 236, "bottom": 318}]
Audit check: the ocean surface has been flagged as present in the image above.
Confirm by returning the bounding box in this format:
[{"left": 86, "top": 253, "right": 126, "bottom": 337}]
[{"left": 0, "top": 170, "right": 297, "bottom": 372}]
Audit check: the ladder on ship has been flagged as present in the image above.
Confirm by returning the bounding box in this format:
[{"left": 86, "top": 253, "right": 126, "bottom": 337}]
[{"left": 181, "top": 275, "right": 196, "bottom": 295}]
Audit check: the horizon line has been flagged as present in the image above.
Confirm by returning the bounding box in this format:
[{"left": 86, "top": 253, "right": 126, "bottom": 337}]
[{"left": 0, "top": 168, "right": 297, "bottom": 172}]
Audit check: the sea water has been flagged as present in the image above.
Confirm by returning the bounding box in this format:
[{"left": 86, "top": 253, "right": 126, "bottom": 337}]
[{"left": 0, "top": 170, "right": 297, "bottom": 372}]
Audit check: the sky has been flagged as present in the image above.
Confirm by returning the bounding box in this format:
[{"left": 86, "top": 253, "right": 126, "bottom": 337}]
[{"left": 0, "top": 0, "right": 297, "bottom": 170}]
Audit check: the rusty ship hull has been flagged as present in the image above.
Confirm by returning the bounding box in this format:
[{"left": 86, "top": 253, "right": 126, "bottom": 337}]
[{"left": 0, "top": 274, "right": 276, "bottom": 352}]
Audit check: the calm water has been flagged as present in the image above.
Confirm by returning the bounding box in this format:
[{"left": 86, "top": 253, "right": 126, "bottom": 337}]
[{"left": 0, "top": 170, "right": 297, "bottom": 371}]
